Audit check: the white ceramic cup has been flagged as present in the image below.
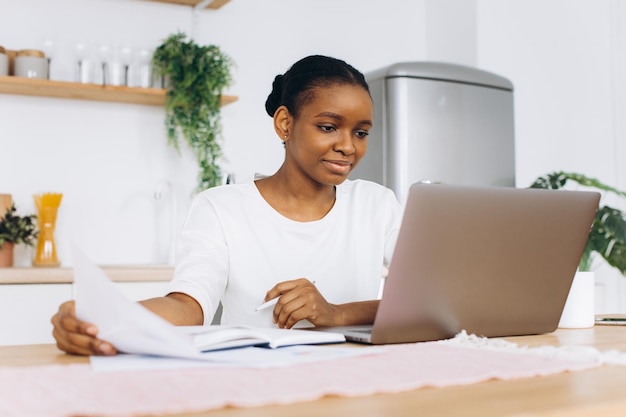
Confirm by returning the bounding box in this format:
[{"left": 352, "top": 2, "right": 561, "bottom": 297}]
[
  {"left": 558, "top": 271, "right": 595, "bottom": 329},
  {"left": 0, "top": 53, "right": 8, "bottom": 76},
  {"left": 105, "top": 61, "right": 125, "bottom": 86},
  {"left": 14, "top": 54, "right": 48, "bottom": 79}
]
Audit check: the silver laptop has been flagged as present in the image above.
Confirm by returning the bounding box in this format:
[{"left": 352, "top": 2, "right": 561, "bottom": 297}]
[{"left": 326, "top": 183, "right": 600, "bottom": 344}]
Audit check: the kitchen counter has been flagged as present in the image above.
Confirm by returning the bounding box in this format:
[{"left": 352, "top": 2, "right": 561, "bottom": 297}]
[
  {"left": 0, "top": 265, "right": 175, "bottom": 345},
  {"left": 0, "top": 265, "right": 173, "bottom": 284}
]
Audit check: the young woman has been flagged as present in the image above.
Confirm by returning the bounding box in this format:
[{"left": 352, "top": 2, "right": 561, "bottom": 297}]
[{"left": 51, "top": 55, "right": 402, "bottom": 356}]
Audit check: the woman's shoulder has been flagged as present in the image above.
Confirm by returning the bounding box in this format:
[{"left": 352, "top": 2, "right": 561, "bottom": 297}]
[{"left": 193, "top": 183, "right": 259, "bottom": 207}]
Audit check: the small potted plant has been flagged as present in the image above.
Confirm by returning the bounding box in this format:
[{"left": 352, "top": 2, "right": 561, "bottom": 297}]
[
  {"left": 0, "top": 204, "right": 38, "bottom": 267},
  {"left": 530, "top": 171, "right": 626, "bottom": 274}
]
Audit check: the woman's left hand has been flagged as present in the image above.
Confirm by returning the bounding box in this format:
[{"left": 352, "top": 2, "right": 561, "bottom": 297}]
[{"left": 263, "top": 278, "right": 342, "bottom": 329}]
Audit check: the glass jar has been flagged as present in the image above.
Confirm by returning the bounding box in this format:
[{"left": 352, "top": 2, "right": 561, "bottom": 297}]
[
  {"left": 14, "top": 49, "right": 48, "bottom": 79},
  {"left": 0, "top": 46, "right": 8, "bottom": 76}
]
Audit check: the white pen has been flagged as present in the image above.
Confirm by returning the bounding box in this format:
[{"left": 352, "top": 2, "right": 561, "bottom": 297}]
[{"left": 254, "top": 280, "right": 316, "bottom": 312}]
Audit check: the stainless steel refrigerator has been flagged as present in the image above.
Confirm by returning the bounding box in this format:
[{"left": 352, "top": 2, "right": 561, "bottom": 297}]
[{"left": 350, "top": 62, "right": 515, "bottom": 203}]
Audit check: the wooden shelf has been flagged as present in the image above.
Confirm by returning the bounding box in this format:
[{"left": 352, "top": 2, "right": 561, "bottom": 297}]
[
  {"left": 147, "top": 0, "right": 231, "bottom": 9},
  {"left": 0, "top": 76, "right": 237, "bottom": 106}
]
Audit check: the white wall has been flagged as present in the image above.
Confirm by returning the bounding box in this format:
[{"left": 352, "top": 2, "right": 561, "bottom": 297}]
[
  {"left": 1, "top": 0, "right": 625, "bottom": 310},
  {"left": 478, "top": 0, "right": 618, "bottom": 186},
  {"left": 477, "top": 0, "right": 626, "bottom": 313}
]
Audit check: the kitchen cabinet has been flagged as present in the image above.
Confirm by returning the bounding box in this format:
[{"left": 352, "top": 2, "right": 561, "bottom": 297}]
[
  {"left": 0, "top": 283, "right": 72, "bottom": 346},
  {"left": 0, "top": 266, "right": 173, "bottom": 346}
]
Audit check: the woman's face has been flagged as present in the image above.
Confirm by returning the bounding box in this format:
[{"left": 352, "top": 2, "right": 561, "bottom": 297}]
[{"left": 284, "top": 83, "right": 372, "bottom": 187}]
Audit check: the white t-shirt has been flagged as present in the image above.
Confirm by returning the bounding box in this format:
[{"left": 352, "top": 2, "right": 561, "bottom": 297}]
[{"left": 167, "top": 179, "right": 402, "bottom": 327}]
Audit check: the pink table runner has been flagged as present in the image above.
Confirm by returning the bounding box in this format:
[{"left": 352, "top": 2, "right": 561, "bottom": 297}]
[{"left": 0, "top": 340, "right": 601, "bottom": 417}]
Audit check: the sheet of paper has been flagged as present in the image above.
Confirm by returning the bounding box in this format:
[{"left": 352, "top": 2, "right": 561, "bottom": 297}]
[
  {"left": 90, "top": 345, "right": 387, "bottom": 372},
  {"left": 72, "top": 246, "right": 204, "bottom": 360}
]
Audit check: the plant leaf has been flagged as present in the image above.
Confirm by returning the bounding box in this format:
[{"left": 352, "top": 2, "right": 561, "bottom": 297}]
[
  {"left": 0, "top": 204, "right": 38, "bottom": 248},
  {"left": 530, "top": 171, "right": 626, "bottom": 274}
]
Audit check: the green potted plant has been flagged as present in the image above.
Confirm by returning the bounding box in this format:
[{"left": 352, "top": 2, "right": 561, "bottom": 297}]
[
  {"left": 0, "top": 204, "right": 38, "bottom": 267},
  {"left": 530, "top": 171, "right": 626, "bottom": 274},
  {"left": 152, "top": 32, "right": 234, "bottom": 192}
]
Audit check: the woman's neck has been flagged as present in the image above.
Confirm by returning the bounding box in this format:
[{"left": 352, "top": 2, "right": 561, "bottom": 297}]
[{"left": 255, "top": 169, "right": 337, "bottom": 222}]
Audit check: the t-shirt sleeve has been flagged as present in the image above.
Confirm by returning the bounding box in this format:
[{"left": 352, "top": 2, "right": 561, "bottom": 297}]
[{"left": 167, "top": 192, "right": 229, "bottom": 325}]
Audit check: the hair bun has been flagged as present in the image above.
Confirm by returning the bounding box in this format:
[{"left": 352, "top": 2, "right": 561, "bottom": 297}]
[{"left": 265, "top": 74, "right": 284, "bottom": 117}]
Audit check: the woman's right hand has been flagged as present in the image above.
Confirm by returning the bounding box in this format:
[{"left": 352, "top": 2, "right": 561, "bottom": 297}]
[{"left": 51, "top": 300, "right": 117, "bottom": 356}]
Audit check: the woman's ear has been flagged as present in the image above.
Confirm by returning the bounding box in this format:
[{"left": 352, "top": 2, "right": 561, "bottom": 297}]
[{"left": 273, "top": 105, "right": 291, "bottom": 142}]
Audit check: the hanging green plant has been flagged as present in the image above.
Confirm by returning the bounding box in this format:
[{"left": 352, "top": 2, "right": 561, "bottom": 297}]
[{"left": 152, "top": 32, "right": 234, "bottom": 191}]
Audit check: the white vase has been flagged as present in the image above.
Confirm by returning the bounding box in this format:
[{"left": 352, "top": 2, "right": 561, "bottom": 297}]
[{"left": 558, "top": 271, "right": 595, "bottom": 329}]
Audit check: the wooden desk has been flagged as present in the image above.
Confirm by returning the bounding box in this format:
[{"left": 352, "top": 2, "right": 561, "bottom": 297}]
[{"left": 3, "top": 326, "right": 626, "bottom": 417}]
